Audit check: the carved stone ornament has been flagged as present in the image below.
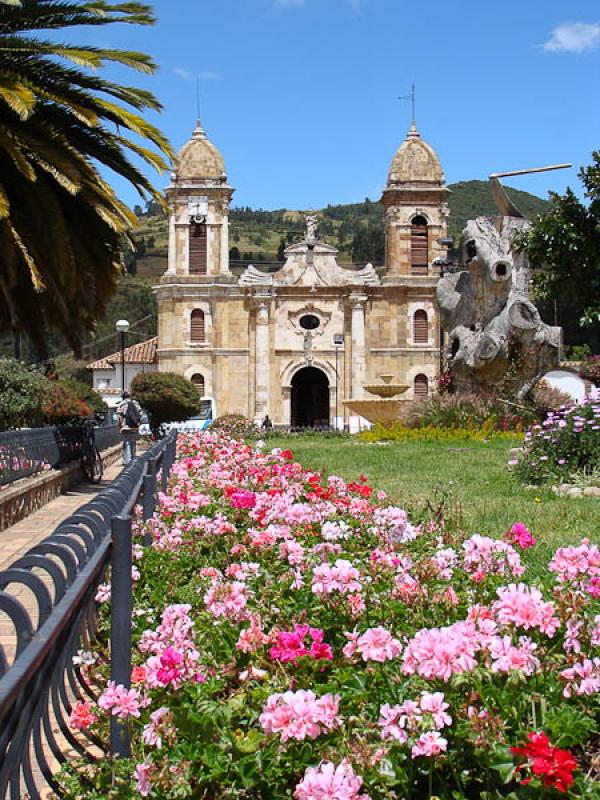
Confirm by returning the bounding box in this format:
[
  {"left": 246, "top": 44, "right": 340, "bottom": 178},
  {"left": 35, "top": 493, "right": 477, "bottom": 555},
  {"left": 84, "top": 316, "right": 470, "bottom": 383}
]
[
  {"left": 288, "top": 305, "right": 332, "bottom": 337},
  {"left": 238, "top": 265, "right": 273, "bottom": 286},
  {"left": 437, "top": 216, "right": 561, "bottom": 399},
  {"left": 305, "top": 213, "right": 319, "bottom": 241}
]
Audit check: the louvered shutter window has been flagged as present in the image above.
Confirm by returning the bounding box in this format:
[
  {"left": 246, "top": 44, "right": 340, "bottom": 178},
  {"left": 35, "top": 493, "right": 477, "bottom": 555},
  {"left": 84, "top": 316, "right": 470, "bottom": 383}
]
[
  {"left": 411, "top": 216, "right": 428, "bottom": 275},
  {"left": 189, "top": 222, "right": 207, "bottom": 275},
  {"left": 190, "top": 309, "right": 205, "bottom": 342},
  {"left": 414, "top": 373, "right": 429, "bottom": 399},
  {"left": 413, "top": 310, "right": 428, "bottom": 344},
  {"left": 191, "top": 373, "right": 205, "bottom": 397}
]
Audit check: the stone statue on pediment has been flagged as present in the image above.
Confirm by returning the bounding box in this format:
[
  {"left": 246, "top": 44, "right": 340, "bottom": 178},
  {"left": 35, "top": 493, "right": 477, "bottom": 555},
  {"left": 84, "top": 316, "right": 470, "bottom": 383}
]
[{"left": 305, "top": 213, "right": 319, "bottom": 241}]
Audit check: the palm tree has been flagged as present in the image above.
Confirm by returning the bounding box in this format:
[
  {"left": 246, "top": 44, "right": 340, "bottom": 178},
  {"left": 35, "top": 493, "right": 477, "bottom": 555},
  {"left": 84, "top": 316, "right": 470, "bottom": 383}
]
[{"left": 0, "top": 0, "right": 172, "bottom": 355}]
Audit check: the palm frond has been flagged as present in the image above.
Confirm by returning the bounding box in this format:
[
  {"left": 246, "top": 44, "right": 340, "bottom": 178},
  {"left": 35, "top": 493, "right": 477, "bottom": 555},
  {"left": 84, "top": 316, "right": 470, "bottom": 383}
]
[
  {"left": 0, "top": 80, "right": 35, "bottom": 118},
  {"left": 0, "top": 0, "right": 171, "bottom": 354}
]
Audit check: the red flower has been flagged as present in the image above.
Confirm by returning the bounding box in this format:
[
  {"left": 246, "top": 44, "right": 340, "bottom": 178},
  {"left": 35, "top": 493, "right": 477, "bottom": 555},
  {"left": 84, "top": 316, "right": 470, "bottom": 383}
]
[
  {"left": 281, "top": 449, "right": 293, "bottom": 460},
  {"left": 131, "top": 665, "right": 147, "bottom": 684},
  {"left": 511, "top": 731, "right": 577, "bottom": 793}
]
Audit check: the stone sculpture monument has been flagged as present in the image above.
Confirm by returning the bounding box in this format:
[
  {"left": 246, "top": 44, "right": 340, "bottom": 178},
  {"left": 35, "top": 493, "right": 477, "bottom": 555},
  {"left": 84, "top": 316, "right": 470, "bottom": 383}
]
[
  {"left": 437, "top": 171, "right": 564, "bottom": 398},
  {"left": 305, "top": 213, "right": 319, "bottom": 242}
]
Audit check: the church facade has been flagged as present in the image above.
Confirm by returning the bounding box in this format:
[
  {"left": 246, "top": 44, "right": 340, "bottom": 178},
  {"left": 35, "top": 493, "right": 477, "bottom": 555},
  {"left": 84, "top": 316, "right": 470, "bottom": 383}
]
[{"left": 155, "top": 119, "right": 449, "bottom": 428}]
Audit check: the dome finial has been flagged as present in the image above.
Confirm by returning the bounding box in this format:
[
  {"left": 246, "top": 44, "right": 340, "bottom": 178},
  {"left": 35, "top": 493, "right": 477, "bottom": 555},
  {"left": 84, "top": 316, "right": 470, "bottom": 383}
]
[
  {"left": 407, "top": 119, "right": 420, "bottom": 139},
  {"left": 192, "top": 117, "right": 207, "bottom": 141}
]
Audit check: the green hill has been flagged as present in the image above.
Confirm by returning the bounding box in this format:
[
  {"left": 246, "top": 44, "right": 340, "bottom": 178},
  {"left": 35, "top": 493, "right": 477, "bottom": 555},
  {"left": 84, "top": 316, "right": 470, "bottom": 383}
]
[{"left": 132, "top": 180, "right": 549, "bottom": 273}]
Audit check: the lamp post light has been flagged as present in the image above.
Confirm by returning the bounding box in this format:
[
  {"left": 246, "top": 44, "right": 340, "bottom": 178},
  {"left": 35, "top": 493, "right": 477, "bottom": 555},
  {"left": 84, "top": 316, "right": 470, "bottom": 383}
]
[
  {"left": 333, "top": 333, "right": 343, "bottom": 431},
  {"left": 115, "top": 319, "right": 130, "bottom": 393}
]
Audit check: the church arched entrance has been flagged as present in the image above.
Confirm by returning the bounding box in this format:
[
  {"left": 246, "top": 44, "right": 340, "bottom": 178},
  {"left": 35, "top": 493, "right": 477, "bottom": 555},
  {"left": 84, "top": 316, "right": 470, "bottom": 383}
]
[{"left": 291, "top": 367, "right": 330, "bottom": 428}]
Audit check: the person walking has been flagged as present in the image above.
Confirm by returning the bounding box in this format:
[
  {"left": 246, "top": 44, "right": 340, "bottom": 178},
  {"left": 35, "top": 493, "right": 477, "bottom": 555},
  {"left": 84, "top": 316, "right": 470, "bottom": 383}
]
[
  {"left": 261, "top": 414, "right": 273, "bottom": 431},
  {"left": 117, "top": 391, "right": 142, "bottom": 465}
]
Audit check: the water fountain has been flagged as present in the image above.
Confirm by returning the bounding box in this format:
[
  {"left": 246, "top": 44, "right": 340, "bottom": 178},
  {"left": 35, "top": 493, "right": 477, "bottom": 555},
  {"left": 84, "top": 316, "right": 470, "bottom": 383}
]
[{"left": 343, "top": 374, "right": 410, "bottom": 426}]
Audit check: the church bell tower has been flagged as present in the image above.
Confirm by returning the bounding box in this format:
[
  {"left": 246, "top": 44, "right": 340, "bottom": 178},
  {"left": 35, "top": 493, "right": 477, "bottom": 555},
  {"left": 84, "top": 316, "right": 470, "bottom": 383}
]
[{"left": 165, "top": 118, "right": 234, "bottom": 278}]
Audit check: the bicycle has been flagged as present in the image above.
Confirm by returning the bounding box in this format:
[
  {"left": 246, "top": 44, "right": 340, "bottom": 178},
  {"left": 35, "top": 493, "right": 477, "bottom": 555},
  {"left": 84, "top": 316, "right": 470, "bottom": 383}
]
[{"left": 80, "top": 418, "right": 103, "bottom": 483}]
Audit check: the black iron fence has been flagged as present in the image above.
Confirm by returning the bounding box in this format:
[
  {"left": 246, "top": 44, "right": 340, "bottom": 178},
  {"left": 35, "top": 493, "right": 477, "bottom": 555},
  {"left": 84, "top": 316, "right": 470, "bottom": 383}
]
[
  {"left": 0, "top": 423, "right": 120, "bottom": 487},
  {"left": 0, "top": 430, "right": 178, "bottom": 799}
]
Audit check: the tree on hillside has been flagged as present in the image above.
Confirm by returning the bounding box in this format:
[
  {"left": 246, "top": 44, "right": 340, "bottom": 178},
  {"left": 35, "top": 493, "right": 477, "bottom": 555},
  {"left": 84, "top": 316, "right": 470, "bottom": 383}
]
[
  {"left": 351, "top": 225, "right": 385, "bottom": 264},
  {"left": 0, "top": 0, "right": 172, "bottom": 357},
  {"left": 277, "top": 237, "right": 286, "bottom": 261},
  {"left": 518, "top": 152, "right": 600, "bottom": 350},
  {"left": 131, "top": 372, "right": 200, "bottom": 434}
]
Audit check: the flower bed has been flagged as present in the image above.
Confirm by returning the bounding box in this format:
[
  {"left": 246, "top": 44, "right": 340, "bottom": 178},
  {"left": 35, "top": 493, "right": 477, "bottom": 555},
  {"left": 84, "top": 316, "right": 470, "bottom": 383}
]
[
  {"left": 62, "top": 434, "right": 600, "bottom": 799},
  {"left": 514, "top": 390, "right": 600, "bottom": 485}
]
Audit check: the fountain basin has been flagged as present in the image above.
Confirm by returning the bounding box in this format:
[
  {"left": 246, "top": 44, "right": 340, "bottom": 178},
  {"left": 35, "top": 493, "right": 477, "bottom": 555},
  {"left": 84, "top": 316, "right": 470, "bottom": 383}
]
[
  {"left": 363, "top": 383, "right": 409, "bottom": 398},
  {"left": 343, "top": 398, "right": 410, "bottom": 426}
]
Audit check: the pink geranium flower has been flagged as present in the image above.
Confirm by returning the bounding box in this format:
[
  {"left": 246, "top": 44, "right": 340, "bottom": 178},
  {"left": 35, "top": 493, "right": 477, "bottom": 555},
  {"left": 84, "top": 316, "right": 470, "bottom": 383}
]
[
  {"left": 69, "top": 701, "right": 97, "bottom": 731},
  {"left": 505, "top": 522, "right": 536, "bottom": 549},
  {"left": 411, "top": 731, "right": 448, "bottom": 758},
  {"left": 260, "top": 690, "right": 342, "bottom": 742},
  {"left": 343, "top": 626, "right": 402, "bottom": 663},
  {"left": 270, "top": 624, "right": 333, "bottom": 664},
  {"left": 294, "top": 761, "right": 368, "bottom": 800}
]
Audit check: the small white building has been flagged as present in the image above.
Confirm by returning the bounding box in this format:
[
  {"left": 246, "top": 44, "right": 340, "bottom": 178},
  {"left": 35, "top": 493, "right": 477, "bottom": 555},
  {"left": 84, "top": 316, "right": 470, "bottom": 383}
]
[{"left": 88, "top": 337, "right": 158, "bottom": 408}]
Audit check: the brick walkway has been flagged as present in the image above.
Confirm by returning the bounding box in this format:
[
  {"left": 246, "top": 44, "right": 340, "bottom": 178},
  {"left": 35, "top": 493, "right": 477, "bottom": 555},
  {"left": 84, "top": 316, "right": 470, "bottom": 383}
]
[
  {"left": 0, "top": 462, "right": 122, "bottom": 662},
  {"left": 0, "top": 464, "right": 124, "bottom": 795},
  {"left": 0, "top": 462, "right": 122, "bottom": 573}
]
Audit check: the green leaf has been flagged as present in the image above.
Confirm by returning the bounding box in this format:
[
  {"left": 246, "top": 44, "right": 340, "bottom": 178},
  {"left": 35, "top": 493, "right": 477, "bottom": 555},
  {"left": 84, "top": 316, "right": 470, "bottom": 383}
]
[{"left": 489, "top": 744, "right": 516, "bottom": 784}]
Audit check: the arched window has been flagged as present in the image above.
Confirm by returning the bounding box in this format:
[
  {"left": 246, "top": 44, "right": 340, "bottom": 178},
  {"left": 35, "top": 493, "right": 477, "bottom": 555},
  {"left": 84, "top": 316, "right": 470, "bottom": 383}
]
[
  {"left": 413, "top": 309, "right": 429, "bottom": 344},
  {"left": 414, "top": 373, "right": 429, "bottom": 399},
  {"left": 411, "top": 215, "right": 428, "bottom": 275},
  {"left": 190, "top": 309, "right": 205, "bottom": 342},
  {"left": 189, "top": 222, "right": 207, "bottom": 275},
  {"left": 191, "top": 373, "right": 205, "bottom": 397}
]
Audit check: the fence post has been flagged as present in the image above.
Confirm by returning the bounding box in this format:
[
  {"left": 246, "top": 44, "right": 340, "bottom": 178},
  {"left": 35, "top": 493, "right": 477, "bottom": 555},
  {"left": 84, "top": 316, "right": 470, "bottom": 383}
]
[
  {"left": 142, "top": 465, "right": 156, "bottom": 547},
  {"left": 161, "top": 436, "right": 175, "bottom": 493},
  {"left": 110, "top": 513, "right": 132, "bottom": 759}
]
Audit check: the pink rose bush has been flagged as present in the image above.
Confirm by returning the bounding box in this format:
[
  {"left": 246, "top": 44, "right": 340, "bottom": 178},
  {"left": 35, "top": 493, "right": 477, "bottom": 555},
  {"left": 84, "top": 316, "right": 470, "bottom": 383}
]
[{"left": 59, "top": 432, "right": 599, "bottom": 799}]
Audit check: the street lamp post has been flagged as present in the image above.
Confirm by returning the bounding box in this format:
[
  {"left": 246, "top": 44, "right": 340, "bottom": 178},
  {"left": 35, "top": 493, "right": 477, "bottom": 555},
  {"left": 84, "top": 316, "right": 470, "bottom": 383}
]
[
  {"left": 115, "top": 319, "right": 130, "bottom": 393},
  {"left": 333, "top": 333, "right": 343, "bottom": 431},
  {"left": 434, "top": 238, "right": 455, "bottom": 378}
]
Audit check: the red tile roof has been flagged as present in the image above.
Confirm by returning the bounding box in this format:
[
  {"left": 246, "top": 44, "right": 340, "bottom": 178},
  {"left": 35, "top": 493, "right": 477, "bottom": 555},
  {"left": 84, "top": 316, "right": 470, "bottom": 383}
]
[{"left": 87, "top": 337, "right": 158, "bottom": 370}]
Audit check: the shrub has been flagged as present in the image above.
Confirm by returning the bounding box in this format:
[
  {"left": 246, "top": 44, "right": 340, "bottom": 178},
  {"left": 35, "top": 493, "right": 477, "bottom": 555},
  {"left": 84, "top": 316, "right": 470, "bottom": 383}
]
[
  {"left": 61, "top": 379, "right": 106, "bottom": 416},
  {"left": 579, "top": 355, "right": 600, "bottom": 384},
  {"left": 0, "top": 357, "right": 49, "bottom": 430},
  {"left": 405, "top": 394, "right": 536, "bottom": 433},
  {"left": 359, "top": 423, "right": 517, "bottom": 444},
  {"left": 514, "top": 389, "right": 600, "bottom": 485},
  {"left": 209, "top": 413, "right": 258, "bottom": 438},
  {"left": 42, "top": 381, "right": 92, "bottom": 423},
  {"left": 565, "top": 343, "right": 591, "bottom": 362},
  {"left": 131, "top": 372, "right": 200, "bottom": 430},
  {"left": 530, "top": 380, "right": 572, "bottom": 410}
]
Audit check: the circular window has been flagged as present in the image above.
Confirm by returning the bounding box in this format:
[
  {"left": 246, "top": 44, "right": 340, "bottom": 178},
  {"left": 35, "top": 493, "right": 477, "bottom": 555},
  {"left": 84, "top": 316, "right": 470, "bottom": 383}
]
[{"left": 299, "top": 314, "right": 320, "bottom": 331}]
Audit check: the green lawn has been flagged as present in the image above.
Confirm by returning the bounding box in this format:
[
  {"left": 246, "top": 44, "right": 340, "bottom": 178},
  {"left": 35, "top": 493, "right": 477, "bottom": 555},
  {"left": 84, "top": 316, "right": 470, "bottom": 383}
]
[{"left": 267, "top": 435, "right": 599, "bottom": 550}]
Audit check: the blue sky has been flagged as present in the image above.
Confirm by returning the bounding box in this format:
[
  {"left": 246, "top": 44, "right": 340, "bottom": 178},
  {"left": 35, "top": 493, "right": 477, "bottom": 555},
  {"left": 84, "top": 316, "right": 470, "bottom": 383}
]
[{"left": 84, "top": 0, "right": 599, "bottom": 210}]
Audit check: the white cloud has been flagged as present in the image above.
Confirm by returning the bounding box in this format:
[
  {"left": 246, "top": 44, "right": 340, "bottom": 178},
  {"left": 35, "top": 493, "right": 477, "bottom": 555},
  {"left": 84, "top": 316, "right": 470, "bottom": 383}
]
[
  {"left": 173, "top": 68, "right": 221, "bottom": 82},
  {"left": 543, "top": 22, "right": 600, "bottom": 53}
]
